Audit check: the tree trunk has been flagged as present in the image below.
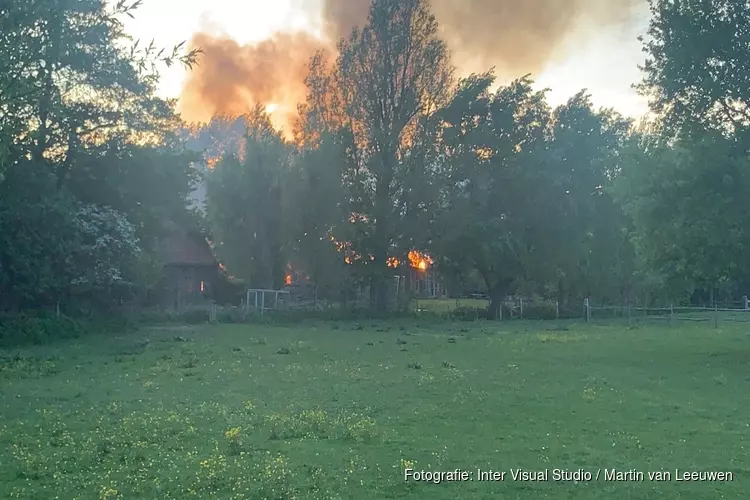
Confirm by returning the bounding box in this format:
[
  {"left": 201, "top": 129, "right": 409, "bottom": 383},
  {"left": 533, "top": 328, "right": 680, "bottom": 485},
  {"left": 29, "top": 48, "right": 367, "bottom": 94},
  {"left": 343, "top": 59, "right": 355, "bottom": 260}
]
[
  {"left": 488, "top": 291, "right": 503, "bottom": 320},
  {"left": 487, "top": 278, "right": 514, "bottom": 320}
]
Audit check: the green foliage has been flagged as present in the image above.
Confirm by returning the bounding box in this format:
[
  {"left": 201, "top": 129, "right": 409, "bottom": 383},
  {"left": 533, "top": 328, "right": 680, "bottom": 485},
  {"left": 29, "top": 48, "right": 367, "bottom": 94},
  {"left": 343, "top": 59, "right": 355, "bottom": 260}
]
[
  {"left": 640, "top": 0, "right": 750, "bottom": 135},
  {"left": 288, "top": 133, "right": 354, "bottom": 300},
  {"left": 626, "top": 0, "right": 750, "bottom": 302},
  {"left": 206, "top": 107, "right": 289, "bottom": 289},
  {"left": 4, "top": 0, "right": 750, "bottom": 325},
  {"left": 615, "top": 129, "right": 750, "bottom": 298},
  {"left": 326, "top": 0, "right": 454, "bottom": 310},
  {"left": 432, "top": 74, "right": 634, "bottom": 313},
  {"left": 0, "top": 166, "right": 81, "bottom": 307},
  {"left": 0, "top": 312, "right": 85, "bottom": 347},
  {"left": 0, "top": 0, "right": 201, "bottom": 315}
]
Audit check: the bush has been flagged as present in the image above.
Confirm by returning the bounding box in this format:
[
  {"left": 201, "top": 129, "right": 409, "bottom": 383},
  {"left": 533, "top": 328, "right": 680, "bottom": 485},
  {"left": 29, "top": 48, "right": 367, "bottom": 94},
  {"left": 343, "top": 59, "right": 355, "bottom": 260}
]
[
  {"left": 519, "top": 303, "right": 558, "bottom": 320},
  {"left": 0, "top": 312, "right": 86, "bottom": 347},
  {"left": 215, "top": 306, "right": 248, "bottom": 324},
  {"left": 175, "top": 308, "right": 211, "bottom": 324},
  {"left": 448, "top": 306, "right": 485, "bottom": 321}
]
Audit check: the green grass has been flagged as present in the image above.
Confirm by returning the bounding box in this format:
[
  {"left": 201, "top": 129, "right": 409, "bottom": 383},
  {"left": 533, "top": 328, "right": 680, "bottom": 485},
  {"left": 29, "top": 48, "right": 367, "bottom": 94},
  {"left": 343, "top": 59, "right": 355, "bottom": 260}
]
[{"left": 1, "top": 319, "right": 748, "bottom": 499}]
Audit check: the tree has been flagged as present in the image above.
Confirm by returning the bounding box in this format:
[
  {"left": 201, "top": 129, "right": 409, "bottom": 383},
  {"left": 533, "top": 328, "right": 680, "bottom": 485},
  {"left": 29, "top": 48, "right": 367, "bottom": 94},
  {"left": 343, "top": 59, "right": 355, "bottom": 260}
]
[
  {"left": 0, "top": 161, "right": 144, "bottom": 310},
  {"left": 0, "top": 0, "right": 201, "bottom": 312},
  {"left": 67, "top": 142, "right": 200, "bottom": 248},
  {"left": 206, "top": 107, "right": 289, "bottom": 289},
  {"left": 546, "top": 92, "right": 635, "bottom": 305},
  {"left": 0, "top": 0, "right": 199, "bottom": 183},
  {"left": 333, "top": 0, "right": 454, "bottom": 311},
  {"left": 287, "top": 132, "right": 355, "bottom": 301},
  {"left": 435, "top": 74, "right": 554, "bottom": 317},
  {"left": 614, "top": 127, "right": 750, "bottom": 302},
  {"left": 630, "top": 0, "right": 750, "bottom": 303},
  {"left": 639, "top": 0, "right": 750, "bottom": 137}
]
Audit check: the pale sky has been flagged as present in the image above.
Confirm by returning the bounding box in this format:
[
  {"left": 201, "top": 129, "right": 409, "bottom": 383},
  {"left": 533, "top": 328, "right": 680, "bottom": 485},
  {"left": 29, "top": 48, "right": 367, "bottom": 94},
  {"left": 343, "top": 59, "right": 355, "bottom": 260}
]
[{"left": 123, "top": 0, "right": 650, "bottom": 119}]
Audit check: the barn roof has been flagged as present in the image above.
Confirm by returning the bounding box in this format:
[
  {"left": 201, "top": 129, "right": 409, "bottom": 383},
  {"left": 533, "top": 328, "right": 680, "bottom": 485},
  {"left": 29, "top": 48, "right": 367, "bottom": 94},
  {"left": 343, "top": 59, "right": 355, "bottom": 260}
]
[{"left": 159, "top": 230, "right": 217, "bottom": 267}]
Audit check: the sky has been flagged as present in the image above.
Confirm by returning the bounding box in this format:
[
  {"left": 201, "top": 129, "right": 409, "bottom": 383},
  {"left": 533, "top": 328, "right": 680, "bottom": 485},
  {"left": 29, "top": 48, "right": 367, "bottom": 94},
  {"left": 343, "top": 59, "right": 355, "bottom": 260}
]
[{"left": 123, "top": 0, "right": 651, "bottom": 120}]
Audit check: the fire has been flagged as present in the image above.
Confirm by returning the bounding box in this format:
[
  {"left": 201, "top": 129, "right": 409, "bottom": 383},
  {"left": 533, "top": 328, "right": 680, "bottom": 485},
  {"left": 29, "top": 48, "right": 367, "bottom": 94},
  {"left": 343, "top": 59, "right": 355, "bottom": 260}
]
[
  {"left": 408, "top": 250, "right": 433, "bottom": 271},
  {"left": 329, "top": 231, "right": 431, "bottom": 271},
  {"left": 206, "top": 156, "right": 221, "bottom": 169},
  {"left": 285, "top": 262, "right": 293, "bottom": 285}
]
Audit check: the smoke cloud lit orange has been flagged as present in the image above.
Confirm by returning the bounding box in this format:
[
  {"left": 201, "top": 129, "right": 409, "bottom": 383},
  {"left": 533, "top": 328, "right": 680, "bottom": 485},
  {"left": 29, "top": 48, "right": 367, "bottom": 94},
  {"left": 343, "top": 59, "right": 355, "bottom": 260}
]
[
  {"left": 178, "top": 32, "right": 331, "bottom": 138},
  {"left": 178, "top": 0, "right": 642, "bottom": 136}
]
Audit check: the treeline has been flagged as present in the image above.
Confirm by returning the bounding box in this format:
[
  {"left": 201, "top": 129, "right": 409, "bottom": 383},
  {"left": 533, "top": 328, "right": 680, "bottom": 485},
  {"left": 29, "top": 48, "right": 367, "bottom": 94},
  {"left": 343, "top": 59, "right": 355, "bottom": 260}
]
[
  {"left": 1, "top": 0, "right": 749, "bottom": 324},
  {"left": 203, "top": 0, "right": 750, "bottom": 316}
]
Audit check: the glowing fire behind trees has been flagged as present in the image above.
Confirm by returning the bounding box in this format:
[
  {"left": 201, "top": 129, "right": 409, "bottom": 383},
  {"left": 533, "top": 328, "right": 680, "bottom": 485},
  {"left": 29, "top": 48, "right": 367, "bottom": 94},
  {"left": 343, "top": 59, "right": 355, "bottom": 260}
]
[{"left": 324, "top": 238, "right": 433, "bottom": 272}]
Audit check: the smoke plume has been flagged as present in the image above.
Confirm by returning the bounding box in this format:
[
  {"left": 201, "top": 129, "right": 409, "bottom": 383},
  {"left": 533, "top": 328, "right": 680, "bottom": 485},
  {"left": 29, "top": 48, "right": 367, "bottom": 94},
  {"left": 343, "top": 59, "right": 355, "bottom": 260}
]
[
  {"left": 430, "top": 0, "right": 642, "bottom": 75},
  {"left": 178, "top": 32, "right": 331, "bottom": 137},
  {"left": 178, "top": 0, "right": 642, "bottom": 134}
]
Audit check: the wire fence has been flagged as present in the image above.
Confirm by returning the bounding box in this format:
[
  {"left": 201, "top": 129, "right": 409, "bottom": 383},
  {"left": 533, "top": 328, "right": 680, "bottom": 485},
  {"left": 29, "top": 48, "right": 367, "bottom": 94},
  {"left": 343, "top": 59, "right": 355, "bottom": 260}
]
[{"left": 585, "top": 297, "right": 750, "bottom": 328}]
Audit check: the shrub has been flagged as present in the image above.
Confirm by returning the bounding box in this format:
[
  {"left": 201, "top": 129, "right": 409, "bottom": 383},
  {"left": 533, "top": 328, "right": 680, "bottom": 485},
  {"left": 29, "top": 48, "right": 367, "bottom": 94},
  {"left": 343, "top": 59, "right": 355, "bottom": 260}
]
[
  {"left": 448, "top": 306, "right": 485, "bottom": 321},
  {"left": 520, "top": 303, "right": 558, "bottom": 320},
  {"left": 0, "top": 312, "right": 86, "bottom": 347}
]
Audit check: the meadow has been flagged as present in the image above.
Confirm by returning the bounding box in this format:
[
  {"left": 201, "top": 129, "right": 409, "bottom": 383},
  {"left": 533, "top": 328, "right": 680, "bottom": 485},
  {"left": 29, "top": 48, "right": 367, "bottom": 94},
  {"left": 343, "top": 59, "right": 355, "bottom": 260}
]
[{"left": 1, "top": 318, "right": 748, "bottom": 499}]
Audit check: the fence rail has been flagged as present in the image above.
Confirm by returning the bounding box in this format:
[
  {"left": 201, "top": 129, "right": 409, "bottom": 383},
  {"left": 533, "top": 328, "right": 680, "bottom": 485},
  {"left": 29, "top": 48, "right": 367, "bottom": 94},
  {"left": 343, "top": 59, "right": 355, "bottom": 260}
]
[{"left": 585, "top": 296, "right": 750, "bottom": 328}]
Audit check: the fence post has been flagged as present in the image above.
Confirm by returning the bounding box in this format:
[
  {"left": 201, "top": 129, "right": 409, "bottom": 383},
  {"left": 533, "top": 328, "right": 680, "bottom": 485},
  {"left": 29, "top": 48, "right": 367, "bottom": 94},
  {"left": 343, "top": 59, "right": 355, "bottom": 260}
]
[
  {"left": 714, "top": 303, "right": 719, "bottom": 329},
  {"left": 669, "top": 303, "right": 674, "bottom": 325},
  {"left": 744, "top": 295, "right": 749, "bottom": 310},
  {"left": 556, "top": 300, "right": 559, "bottom": 320},
  {"left": 261, "top": 291, "right": 266, "bottom": 315},
  {"left": 627, "top": 302, "right": 632, "bottom": 326},
  {"left": 584, "top": 298, "right": 590, "bottom": 322},
  {"left": 519, "top": 298, "right": 524, "bottom": 318}
]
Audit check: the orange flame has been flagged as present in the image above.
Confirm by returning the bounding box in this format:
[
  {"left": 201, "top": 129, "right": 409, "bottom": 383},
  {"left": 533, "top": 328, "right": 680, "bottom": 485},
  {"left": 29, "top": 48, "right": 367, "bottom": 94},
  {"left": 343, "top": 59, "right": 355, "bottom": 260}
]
[
  {"left": 206, "top": 156, "right": 221, "bottom": 169},
  {"left": 408, "top": 250, "right": 433, "bottom": 271}
]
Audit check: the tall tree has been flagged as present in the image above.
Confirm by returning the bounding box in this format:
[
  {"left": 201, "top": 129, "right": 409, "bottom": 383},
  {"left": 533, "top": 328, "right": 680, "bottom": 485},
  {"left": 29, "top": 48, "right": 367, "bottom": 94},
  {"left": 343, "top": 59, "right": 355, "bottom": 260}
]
[
  {"left": 435, "top": 74, "right": 554, "bottom": 317},
  {"left": 334, "top": 0, "right": 454, "bottom": 310},
  {"left": 547, "top": 92, "right": 634, "bottom": 305},
  {"left": 206, "top": 108, "right": 289, "bottom": 289},
  {"left": 287, "top": 132, "right": 355, "bottom": 301},
  {"left": 628, "top": 0, "right": 750, "bottom": 302}
]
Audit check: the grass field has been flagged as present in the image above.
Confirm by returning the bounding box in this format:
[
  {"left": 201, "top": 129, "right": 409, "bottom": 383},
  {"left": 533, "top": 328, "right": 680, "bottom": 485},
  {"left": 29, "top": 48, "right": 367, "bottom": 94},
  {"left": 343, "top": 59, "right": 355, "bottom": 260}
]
[{"left": 1, "top": 319, "right": 748, "bottom": 499}]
